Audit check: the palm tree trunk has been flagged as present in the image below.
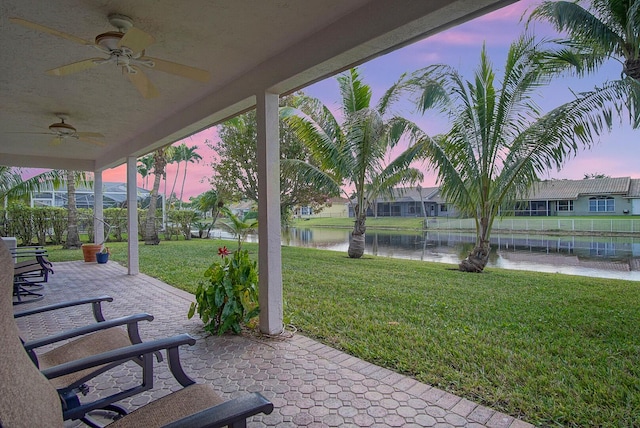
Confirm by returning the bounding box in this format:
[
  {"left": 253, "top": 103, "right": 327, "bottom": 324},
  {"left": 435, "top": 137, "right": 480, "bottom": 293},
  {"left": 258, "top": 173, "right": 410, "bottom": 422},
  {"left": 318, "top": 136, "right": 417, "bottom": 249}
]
[
  {"left": 145, "top": 150, "right": 167, "bottom": 245},
  {"left": 169, "top": 162, "right": 180, "bottom": 208},
  {"left": 63, "top": 170, "right": 82, "bottom": 249},
  {"left": 348, "top": 211, "right": 366, "bottom": 258},
  {"left": 179, "top": 162, "right": 188, "bottom": 210},
  {"left": 145, "top": 171, "right": 162, "bottom": 245},
  {"left": 459, "top": 217, "right": 491, "bottom": 272}
]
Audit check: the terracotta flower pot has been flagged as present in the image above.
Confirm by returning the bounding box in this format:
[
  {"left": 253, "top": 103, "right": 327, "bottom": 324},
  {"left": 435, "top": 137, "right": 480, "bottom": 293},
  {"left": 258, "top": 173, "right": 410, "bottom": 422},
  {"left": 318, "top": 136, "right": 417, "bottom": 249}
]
[{"left": 81, "top": 244, "right": 102, "bottom": 263}]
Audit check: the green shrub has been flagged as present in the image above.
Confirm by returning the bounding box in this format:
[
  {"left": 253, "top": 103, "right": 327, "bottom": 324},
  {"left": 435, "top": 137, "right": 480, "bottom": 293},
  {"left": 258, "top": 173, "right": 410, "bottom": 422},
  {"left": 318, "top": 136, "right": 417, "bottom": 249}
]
[
  {"left": 31, "top": 208, "right": 48, "bottom": 246},
  {"left": 168, "top": 210, "right": 199, "bottom": 240},
  {"left": 48, "top": 208, "right": 67, "bottom": 245},
  {"left": 188, "top": 246, "right": 260, "bottom": 335},
  {"left": 8, "top": 203, "right": 33, "bottom": 245}
]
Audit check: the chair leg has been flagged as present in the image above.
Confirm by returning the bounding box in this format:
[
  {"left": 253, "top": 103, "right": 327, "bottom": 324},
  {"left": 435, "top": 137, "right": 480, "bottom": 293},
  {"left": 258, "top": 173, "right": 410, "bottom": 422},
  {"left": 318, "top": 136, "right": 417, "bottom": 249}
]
[
  {"left": 80, "top": 404, "right": 128, "bottom": 428},
  {"left": 13, "top": 281, "right": 44, "bottom": 305}
]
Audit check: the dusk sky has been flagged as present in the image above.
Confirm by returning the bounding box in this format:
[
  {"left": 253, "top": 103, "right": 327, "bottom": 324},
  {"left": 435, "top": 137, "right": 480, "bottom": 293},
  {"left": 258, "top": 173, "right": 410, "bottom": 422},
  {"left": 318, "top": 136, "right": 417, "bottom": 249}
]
[{"left": 103, "top": 0, "right": 639, "bottom": 200}]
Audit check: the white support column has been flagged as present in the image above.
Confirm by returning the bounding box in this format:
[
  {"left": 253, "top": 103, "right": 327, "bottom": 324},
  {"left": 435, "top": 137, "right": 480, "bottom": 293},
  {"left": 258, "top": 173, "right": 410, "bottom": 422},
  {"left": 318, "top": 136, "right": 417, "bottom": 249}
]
[
  {"left": 94, "top": 171, "right": 104, "bottom": 245},
  {"left": 126, "top": 156, "right": 140, "bottom": 275},
  {"left": 256, "top": 91, "right": 283, "bottom": 335}
]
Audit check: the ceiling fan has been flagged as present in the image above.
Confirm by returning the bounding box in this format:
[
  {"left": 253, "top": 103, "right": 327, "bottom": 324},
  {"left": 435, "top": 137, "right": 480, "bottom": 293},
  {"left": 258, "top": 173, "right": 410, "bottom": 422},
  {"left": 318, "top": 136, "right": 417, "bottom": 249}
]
[
  {"left": 11, "top": 115, "right": 106, "bottom": 146},
  {"left": 10, "top": 14, "right": 210, "bottom": 99}
]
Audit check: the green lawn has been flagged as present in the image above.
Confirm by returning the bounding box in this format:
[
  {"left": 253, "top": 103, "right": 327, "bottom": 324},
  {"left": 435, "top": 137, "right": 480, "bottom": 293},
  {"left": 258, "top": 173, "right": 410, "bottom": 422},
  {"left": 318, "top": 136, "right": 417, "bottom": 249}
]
[{"left": 46, "top": 240, "right": 640, "bottom": 427}]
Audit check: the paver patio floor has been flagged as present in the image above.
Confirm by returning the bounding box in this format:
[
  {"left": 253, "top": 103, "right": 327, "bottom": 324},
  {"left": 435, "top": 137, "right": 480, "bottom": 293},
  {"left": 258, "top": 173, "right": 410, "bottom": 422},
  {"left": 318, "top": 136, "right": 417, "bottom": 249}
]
[{"left": 14, "top": 260, "right": 534, "bottom": 428}]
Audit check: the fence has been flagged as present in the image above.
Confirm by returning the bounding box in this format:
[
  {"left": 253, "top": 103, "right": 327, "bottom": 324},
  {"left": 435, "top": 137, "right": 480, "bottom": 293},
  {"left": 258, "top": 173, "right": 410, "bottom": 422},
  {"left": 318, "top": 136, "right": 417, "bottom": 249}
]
[{"left": 425, "top": 218, "right": 640, "bottom": 234}]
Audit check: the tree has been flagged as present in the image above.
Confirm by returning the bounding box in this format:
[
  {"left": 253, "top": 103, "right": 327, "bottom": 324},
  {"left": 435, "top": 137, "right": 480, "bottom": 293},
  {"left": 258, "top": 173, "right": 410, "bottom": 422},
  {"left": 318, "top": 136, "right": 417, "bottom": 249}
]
[
  {"left": 583, "top": 172, "right": 611, "bottom": 179},
  {"left": 402, "top": 35, "right": 627, "bottom": 272},
  {"left": 530, "top": 0, "right": 640, "bottom": 80},
  {"left": 63, "top": 170, "right": 82, "bottom": 249},
  {"left": 218, "top": 206, "right": 257, "bottom": 249},
  {"left": 529, "top": 0, "right": 640, "bottom": 124},
  {"left": 0, "top": 167, "right": 64, "bottom": 204},
  {"left": 167, "top": 146, "right": 182, "bottom": 209},
  {"left": 195, "top": 189, "right": 224, "bottom": 237},
  {"left": 281, "top": 68, "right": 425, "bottom": 258},
  {"left": 208, "top": 93, "right": 336, "bottom": 224},
  {"left": 176, "top": 144, "right": 202, "bottom": 209},
  {"left": 137, "top": 154, "right": 154, "bottom": 189},
  {"left": 144, "top": 148, "right": 172, "bottom": 245}
]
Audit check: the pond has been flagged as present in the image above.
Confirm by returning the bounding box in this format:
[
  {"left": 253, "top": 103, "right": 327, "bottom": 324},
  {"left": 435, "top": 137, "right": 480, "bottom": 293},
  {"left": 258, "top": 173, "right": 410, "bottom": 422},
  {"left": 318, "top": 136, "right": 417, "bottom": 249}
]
[{"left": 209, "top": 227, "right": 640, "bottom": 282}]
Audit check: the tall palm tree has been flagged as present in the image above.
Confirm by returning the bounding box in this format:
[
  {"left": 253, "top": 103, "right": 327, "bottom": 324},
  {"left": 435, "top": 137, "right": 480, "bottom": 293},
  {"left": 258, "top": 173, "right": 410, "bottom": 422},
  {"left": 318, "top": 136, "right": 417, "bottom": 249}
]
[
  {"left": 402, "top": 35, "right": 628, "bottom": 272},
  {"left": 145, "top": 147, "right": 172, "bottom": 245},
  {"left": 63, "top": 170, "right": 82, "bottom": 249},
  {"left": 137, "top": 154, "right": 154, "bottom": 189},
  {"left": 281, "top": 68, "right": 425, "bottom": 258},
  {"left": 167, "top": 145, "right": 183, "bottom": 208},
  {"left": 177, "top": 144, "right": 202, "bottom": 209}
]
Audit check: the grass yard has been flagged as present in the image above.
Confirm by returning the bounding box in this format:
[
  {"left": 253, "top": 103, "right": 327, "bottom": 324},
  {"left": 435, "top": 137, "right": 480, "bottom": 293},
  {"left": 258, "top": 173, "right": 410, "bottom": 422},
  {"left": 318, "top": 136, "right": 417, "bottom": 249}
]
[{"left": 47, "top": 240, "right": 640, "bottom": 426}]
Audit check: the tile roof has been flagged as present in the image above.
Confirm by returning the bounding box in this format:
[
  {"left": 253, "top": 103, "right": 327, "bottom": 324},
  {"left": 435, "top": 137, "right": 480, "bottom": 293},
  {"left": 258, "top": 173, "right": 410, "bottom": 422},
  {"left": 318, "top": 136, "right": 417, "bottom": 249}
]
[{"left": 527, "top": 177, "right": 631, "bottom": 200}]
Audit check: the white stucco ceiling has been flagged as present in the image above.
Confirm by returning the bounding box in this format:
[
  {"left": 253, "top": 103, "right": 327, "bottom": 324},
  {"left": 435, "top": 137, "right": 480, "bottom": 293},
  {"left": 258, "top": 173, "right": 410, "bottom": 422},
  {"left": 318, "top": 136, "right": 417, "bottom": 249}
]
[{"left": 0, "top": 0, "right": 514, "bottom": 172}]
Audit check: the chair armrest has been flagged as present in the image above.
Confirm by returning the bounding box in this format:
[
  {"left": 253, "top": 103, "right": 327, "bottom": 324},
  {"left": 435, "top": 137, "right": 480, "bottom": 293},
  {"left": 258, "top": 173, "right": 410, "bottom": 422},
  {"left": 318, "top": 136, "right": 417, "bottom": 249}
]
[
  {"left": 23, "top": 313, "right": 154, "bottom": 351},
  {"left": 161, "top": 393, "right": 274, "bottom": 428},
  {"left": 14, "top": 295, "right": 113, "bottom": 321},
  {"left": 41, "top": 334, "right": 196, "bottom": 380}
]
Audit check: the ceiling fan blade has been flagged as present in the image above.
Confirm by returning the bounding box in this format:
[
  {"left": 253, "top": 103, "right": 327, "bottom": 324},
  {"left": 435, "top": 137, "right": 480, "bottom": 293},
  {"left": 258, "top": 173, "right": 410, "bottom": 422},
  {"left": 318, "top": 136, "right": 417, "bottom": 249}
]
[
  {"left": 46, "top": 58, "right": 102, "bottom": 76},
  {"left": 50, "top": 137, "right": 63, "bottom": 146},
  {"left": 119, "top": 27, "right": 155, "bottom": 54},
  {"left": 127, "top": 67, "right": 160, "bottom": 99},
  {"left": 9, "top": 18, "right": 92, "bottom": 46},
  {"left": 76, "top": 136, "right": 106, "bottom": 146},
  {"left": 6, "top": 132, "right": 51, "bottom": 135},
  {"left": 76, "top": 132, "right": 105, "bottom": 139},
  {"left": 145, "top": 57, "right": 210, "bottom": 82}
]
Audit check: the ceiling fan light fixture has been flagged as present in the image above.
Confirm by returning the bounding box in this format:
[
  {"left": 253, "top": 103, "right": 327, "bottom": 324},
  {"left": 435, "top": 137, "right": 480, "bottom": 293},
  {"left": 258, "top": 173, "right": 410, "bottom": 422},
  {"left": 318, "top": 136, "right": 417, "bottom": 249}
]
[
  {"left": 49, "top": 121, "right": 76, "bottom": 136},
  {"left": 95, "top": 31, "right": 123, "bottom": 50}
]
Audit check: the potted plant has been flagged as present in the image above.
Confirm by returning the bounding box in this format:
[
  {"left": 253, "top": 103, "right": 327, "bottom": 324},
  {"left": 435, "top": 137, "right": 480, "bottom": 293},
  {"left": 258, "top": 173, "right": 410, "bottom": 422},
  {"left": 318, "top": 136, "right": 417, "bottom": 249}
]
[
  {"left": 81, "top": 217, "right": 111, "bottom": 263},
  {"left": 95, "top": 246, "right": 110, "bottom": 264}
]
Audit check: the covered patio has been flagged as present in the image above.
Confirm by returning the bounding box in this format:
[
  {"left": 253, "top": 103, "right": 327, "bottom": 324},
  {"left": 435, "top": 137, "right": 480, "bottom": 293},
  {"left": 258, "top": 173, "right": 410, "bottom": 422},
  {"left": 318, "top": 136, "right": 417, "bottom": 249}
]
[
  {"left": 2, "top": 0, "right": 515, "bottom": 335},
  {"left": 15, "top": 260, "right": 533, "bottom": 427}
]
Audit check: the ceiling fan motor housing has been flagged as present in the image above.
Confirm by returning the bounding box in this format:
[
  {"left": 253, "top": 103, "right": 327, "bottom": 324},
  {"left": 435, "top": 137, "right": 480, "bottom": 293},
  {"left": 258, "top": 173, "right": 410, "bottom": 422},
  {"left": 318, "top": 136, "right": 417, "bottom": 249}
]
[{"left": 49, "top": 121, "right": 76, "bottom": 136}]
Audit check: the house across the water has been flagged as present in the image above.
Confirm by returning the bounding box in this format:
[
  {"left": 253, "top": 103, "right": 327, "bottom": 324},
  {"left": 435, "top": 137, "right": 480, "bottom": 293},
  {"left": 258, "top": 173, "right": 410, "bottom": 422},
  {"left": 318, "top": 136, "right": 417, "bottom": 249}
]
[
  {"left": 514, "top": 177, "right": 640, "bottom": 216},
  {"left": 336, "top": 177, "right": 640, "bottom": 218}
]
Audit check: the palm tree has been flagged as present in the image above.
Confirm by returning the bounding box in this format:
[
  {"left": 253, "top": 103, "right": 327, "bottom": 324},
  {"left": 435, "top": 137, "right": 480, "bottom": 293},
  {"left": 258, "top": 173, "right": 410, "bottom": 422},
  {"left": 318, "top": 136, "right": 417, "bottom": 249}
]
[
  {"left": 281, "top": 68, "right": 425, "bottom": 258},
  {"left": 137, "top": 154, "right": 154, "bottom": 189},
  {"left": 219, "top": 206, "right": 257, "bottom": 250},
  {"left": 529, "top": 0, "right": 640, "bottom": 80},
  {"left": 63, "top": 170, "right": 82, "bottom": 249},
  {"left": 0, "top": 167, "right": 64, "bottom": 203},
  {"left": 529, "top": 0, "right": 640, "bottom": 124},
  {"left": 402, "top": 35, "right": 628, "bottom": 272},
  {"left": 197, "top": 189, "right": 223, "bottom": 237},
  {"left": 177, "top": 144, "right": 202, "bottom": 209},
  {"left": 145, "top": 147, "right": 172, "bottom": 245},
  {"left": 167, "top": 145, "right": 183, "bottom": 208}
]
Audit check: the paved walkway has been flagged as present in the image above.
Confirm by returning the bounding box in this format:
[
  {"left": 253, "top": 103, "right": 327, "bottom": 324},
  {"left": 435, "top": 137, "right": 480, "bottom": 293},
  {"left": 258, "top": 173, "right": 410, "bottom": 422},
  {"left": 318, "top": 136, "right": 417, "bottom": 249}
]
[{"left": 14, "top": 260, "right": 534, "bottom": 427}]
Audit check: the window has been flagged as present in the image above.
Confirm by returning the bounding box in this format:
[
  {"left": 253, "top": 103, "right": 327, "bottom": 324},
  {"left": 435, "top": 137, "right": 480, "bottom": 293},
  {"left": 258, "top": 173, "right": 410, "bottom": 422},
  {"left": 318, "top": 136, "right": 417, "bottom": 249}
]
[
  {"left": 557, "top": 200, "right": 573, "bottom": 211},
  {"left": 589, "top": 197, "right": 615, "bottom": 212},
  {"left": 440, "top": 204, "right": 448, "bottom": 212}
]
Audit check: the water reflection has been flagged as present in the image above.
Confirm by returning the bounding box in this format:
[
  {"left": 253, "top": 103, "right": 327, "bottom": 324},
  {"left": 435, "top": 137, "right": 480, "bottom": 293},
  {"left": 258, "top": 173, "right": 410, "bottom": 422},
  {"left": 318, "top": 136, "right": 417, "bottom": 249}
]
[{"left": 280, "top": 228, "right": 640, "bottom": 282}]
